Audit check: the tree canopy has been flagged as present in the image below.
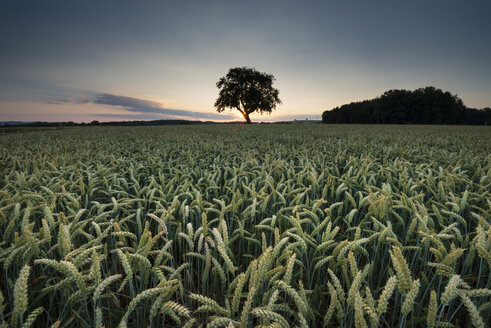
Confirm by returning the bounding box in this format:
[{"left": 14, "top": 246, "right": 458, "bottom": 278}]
[
  {"left": 215, "top": 67, "right": 281, "bottom": 123},
  {"left": 322, "top": 87, "right": 491, "bottom": 125}
]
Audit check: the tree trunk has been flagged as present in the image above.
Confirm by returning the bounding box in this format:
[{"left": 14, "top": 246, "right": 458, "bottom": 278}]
[{"left": 243, "top": 112, "right": 252, "bottom": 124}]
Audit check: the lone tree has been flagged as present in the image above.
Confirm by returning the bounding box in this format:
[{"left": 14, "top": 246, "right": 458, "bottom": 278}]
[{"left": 215, "top": 67, "right": 281, "bottom": 123}]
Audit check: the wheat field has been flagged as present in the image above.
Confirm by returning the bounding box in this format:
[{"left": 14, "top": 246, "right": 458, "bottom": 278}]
[{"left": 0, "top": 124, "right": 490, "bottom": 328}]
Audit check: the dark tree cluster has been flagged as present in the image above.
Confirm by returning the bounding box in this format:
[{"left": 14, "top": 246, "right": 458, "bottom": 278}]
[{"left": 322, "top": 87, "right": 491, "bottom": 125}]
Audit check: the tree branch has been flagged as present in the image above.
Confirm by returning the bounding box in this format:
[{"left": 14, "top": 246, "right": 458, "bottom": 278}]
[{"left": 239, "top": 100, "right": 247, "bottom": 114}]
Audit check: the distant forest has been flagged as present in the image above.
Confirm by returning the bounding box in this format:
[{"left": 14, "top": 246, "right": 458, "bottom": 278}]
[
  {"left": 322, "top": 87, "right": 491, "bottom": 125},
  {"left": 0, "top": 119, "right": 217, "bottom": 128}
]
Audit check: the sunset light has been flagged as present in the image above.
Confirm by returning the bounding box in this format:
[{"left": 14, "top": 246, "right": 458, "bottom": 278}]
[
  {"left": 1, "top": 2, "right": 490, "bottom": 327},
  {"left": 1, "top": 1, "right": 490, "bottom": 123}
]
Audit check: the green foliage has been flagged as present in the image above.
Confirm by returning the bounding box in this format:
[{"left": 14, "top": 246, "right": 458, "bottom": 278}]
[{"left": 0, "top": 124, "right": 490, "bottom": 327}]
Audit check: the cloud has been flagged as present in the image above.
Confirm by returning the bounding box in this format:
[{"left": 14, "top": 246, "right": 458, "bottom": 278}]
[
  {"left": 57, "top": 93, "right": 235, "bottom": 120},
  {"left": 94, "top": 113, "right": 190, "bottom": 120},
  {"left": 91, "top": 94, "right": 162, "bottom": 111}
]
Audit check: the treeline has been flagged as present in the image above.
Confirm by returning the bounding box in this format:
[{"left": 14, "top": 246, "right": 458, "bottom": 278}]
[
  {"left": 322, "top": 87, "right": 491, "bottom": 125},
  {"left": 0, "top": 119, "right": 218, "bottom": 128},
  {"left": 82, "top": 119, "right": 212, "bottom": 126}
]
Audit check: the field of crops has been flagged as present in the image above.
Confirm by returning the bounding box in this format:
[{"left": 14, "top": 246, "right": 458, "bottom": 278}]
[{"left": 0, "top": 124, "right": 490, "bottom": 328}]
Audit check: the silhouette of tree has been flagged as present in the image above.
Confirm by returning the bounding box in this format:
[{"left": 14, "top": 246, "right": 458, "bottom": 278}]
[
  {"left": 322, "top": 87, "right": 490, "bottom": 125},
  {"left": 215, "top": 67, "right": 281, "bottom": 123}
]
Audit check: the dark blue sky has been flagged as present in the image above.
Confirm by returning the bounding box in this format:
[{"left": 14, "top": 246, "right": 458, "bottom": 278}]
[{"left": 1, "top": 0, "right": 490, "bottom": 122}]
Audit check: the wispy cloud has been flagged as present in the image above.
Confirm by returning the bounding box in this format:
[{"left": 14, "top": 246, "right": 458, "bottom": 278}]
[
  {"left": 94, "top": 113, "right": 185, "bottom": 120},
  {"left": 56, "top": 93, "right": 235, "bottom": 120}
]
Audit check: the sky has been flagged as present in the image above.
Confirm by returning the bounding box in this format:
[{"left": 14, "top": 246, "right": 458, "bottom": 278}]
[{"left": 1, "top": 0, "right": 490, "bottom": 123}]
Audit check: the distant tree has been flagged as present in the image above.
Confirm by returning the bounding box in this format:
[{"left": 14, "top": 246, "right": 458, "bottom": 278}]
[
  {"left": 321, "top": 87, "right": 481, "bottom": 125},
  {"left": 215, "top": 67, "right": 281, "bottom": 123}
]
